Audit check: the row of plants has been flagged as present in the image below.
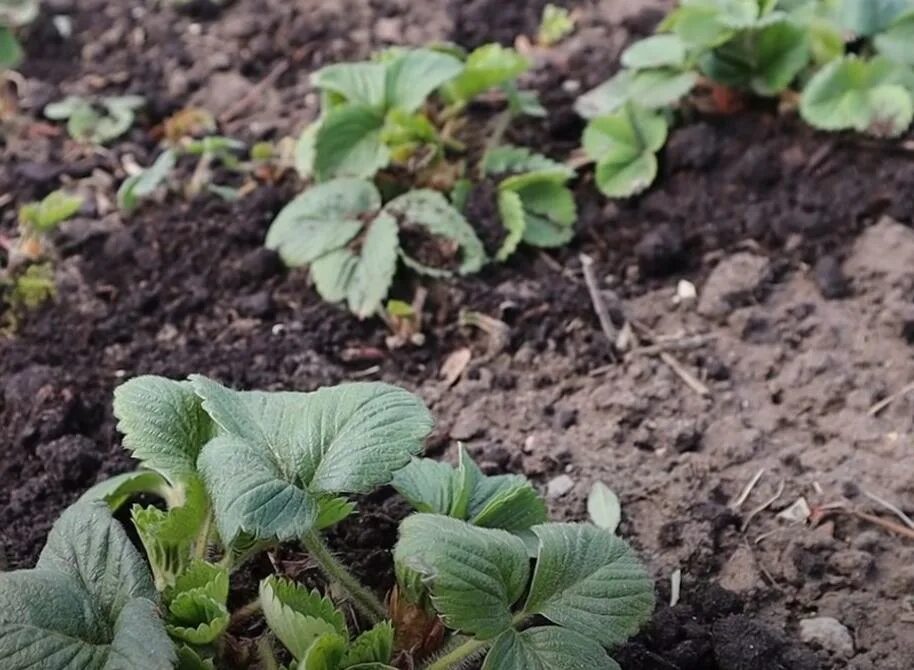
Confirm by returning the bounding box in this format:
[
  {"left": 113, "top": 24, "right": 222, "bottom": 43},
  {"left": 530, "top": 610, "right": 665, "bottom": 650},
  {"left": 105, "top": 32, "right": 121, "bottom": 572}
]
[
  {"left": 7, "top": 1, "right": 914, "bottom": 324},
  {"left": 0, "top": 376, "right": 654, "bottom": 669}
]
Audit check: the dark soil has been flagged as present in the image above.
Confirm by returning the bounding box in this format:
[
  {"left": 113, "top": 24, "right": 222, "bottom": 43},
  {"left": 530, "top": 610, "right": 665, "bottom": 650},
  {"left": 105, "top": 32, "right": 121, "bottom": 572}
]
[{"left": 3, "top": 0, "right": 914, "bottom": 669}]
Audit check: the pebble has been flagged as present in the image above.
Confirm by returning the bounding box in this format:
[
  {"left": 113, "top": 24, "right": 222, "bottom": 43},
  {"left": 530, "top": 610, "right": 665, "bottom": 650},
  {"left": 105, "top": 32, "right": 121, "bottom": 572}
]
[
  {"left": 813, "top": 255, "right": 850, "bottom": 300},
  {"left": 698, "top": 252, "right": 770, "bottom": 318},
  {"left": 546, "top": 474, "right": 575, "bottom": 499},
  {"left": 799, "top": 617, "right": 854, "bottom": 657}
]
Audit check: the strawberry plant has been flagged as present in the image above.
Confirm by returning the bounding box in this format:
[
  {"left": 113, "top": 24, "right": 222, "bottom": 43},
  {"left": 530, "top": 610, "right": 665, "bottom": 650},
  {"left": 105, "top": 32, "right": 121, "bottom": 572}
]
[
  {"left": 0, "top": 375, "right": 654, "bottom": 668},
  {"left": 45, "top": 95, "right": 145, "bottom": 144},
  {"left": 0, "top": 0, "right": 37, "bottom": 68},
  {"left": 576, "top": 0, "right": 914, "bottom": 199}
]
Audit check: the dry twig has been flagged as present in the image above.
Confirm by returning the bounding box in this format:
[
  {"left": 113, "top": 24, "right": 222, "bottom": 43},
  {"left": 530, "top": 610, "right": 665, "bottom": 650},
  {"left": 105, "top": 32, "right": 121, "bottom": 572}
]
[
  {"left": 730, "top": 468, "right": 765, "bottom": 510},
  {"left": 580, "top": 253, "right": 618, "bottom": 360},
  {"left": 862, "top": 490, "right": 914, "bottom": 530},
  {"left": 868, "top": 381, "right": 914, "bottom": 416},
  {"left": 741, "top": 480, "right": 786, "bottom": 532}
]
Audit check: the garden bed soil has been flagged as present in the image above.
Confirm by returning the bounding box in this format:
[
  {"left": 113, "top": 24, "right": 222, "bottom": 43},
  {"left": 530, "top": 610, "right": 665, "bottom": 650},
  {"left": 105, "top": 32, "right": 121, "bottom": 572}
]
[{"left": 3, "top": 0, "right": 914, "bottom": 668}]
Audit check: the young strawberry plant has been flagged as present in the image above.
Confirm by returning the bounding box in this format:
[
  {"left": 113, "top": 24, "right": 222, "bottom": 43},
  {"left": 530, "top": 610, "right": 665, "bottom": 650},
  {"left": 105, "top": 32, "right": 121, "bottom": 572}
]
[
  {"left": 0, "top": 375, "right": 654, "bottom": 669},
  {"left": 45, "top": 95, "right": 145, "bottom": 144},
  {"left": 575, "top": 0, "right": 914, "bottom": 198},
  {"left": 0, "top": 0, "right": 37, "bottom": 68}
]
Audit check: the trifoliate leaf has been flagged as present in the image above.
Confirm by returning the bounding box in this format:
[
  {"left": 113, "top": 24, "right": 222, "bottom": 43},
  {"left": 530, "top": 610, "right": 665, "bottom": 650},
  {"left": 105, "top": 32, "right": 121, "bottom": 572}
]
[
  {"left": 113, "top": 376, "right": 215, "bottom": 484},
  {"left": 444, "top": 44, "right": 529, "bottom": 103},
  {"left": 341, "top": 621, "right": 394, "bottom": 666},
  {"left": 0, "top": 27, "right": 23, "bottom": 68},
  {"left": 193, "top": 376, "right": 433, "bottom": 544},
  {"left": 621, "top": 35, "right": 687, "bottom": 69},
  {"left": 583, "top": 104, "right": 667, "bottom": 198},
  {"left": 314, "top": 105, "right": 388, "bottom": 181},
  {"left": 574, "top": 68, "right": 697, "bottom": 118},
  {"left": 302, "top": 632, "right": 348, "bottom": 670},
  {"left": 699, "top": 19, "right": 810, "bottom": 95},
  {"left": 523, "top": 523, "right": 654, "bottom": 648},
  {"left": 260, "top": 576, "right": 347, "bottom": 661},
  {"left": 44, "top": 95, "right": 143, "bottom": 144},
  {"left": 309, "top": 211, "right": 399, "bottom": 317},
  {"left": 587, "top": 481, "right": 621, "bottom": 532},
  {"left": 875, "top": 10, "right": 914, "bottom": 66},
  {"left": 392, "top": 458, "right": 458, "bottom": 515},
  {"left": 800, "top": 56, "right": 914, "bottom": 137},
  {"left": 538, "top": 4, "right": 576, "bottom": 46},
  {"left": 0, "top": 501, "right": 175, "bottom": 669},
  {"left": 482, "top": 627, "right": 617, "bottom": 670},
  {"left": 394, "top": 514, "right": 530, "bottom": 639},
  {"left": 266, "top": 178, "right": 380, "bottom": 267},
  {"left": 383, "top": 189, "right": 486, "bottom": 277},
  {"left": 384, "top": 48, "right": 464, "bottom": 112},
  {"left": 131, "top": 478, "right": 209, "bottom": 590},
  {"left": 118, "top": 149, "right": 178, "bottom": 212},
  {"left": 496, "top": 189, "right": 526, "bottom": 261},
  {"left": 312, "top": 61, "right": 388, "bottom": 108},
  {"left": 837, "top": 0, "right": 910, "bottom": 37},
  {"left": 77, "top": 470, "right": 172, "bottom": 511}
]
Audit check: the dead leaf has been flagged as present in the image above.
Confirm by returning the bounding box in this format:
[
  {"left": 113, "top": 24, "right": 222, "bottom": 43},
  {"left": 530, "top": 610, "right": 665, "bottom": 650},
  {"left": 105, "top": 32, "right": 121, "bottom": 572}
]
[{"left": 440, "top": 348, "right": 471, "bottom": 388}]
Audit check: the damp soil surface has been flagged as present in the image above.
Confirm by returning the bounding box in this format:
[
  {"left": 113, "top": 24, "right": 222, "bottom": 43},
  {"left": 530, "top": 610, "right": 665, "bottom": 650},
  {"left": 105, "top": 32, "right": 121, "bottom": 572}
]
[{"left": 3, "top": 1, "right": 914, "bottom": 669}]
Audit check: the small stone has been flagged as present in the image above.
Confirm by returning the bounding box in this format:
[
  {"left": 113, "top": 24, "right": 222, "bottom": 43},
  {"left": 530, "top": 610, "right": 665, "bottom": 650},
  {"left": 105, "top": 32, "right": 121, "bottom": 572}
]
[
  {"left": 547, "top": 474, "right": 575, "bottom": 499},
  {"left": 799, "top": 617, "right": 854, "bottom": 657},
  {"left": 698, "top": 252, "right": 770, "bottom": 318},
  {"left": 553, "top": 408, "right": 577, "bottom": 430},
  {"left": 813, "top": 256, "right": 850, "bottom": 300}
]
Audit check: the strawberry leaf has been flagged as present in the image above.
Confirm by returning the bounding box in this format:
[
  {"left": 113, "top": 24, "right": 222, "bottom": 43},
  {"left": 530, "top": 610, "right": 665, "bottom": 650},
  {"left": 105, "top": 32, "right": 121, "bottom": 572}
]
[
  {"left": 482, "top": 627, "right": 617, "bottom": 670},
  {"left": 314, "top": 105, "right": 388, "bottom": 181},
  {"left": 261, "top": 576, "right": 347, "bottom": 661}
]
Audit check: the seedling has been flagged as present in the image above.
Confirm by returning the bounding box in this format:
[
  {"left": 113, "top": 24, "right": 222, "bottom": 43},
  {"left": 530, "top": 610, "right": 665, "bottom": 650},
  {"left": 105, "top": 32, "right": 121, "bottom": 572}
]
[
  {"left": 17, "top": 189, "right": 83, "bottom": 257},
  {"left": 0, "top": 0, "right": 37, "bottom": 68},
  {"left": 0, "top": 375, "right": 654, "bottom": 668},
  {"left": 537, "top": 4, "right": 576, "bottom": 47},
  {"left": 44, "top": 95, "right": 145, "bottom": 144},
  {"left": 266, "top": 179, "right": 485, "bottom": 318},
  {"left": 575, "top": 0, "right": 914, "bottom": 199},
  {"left": 118, "top": 135, "right": 247, "bottom": 211}
]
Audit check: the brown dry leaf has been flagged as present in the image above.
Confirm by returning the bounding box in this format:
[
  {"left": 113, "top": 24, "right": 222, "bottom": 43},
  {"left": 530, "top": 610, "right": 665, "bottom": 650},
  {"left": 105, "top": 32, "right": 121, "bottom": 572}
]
[
  {"left": 389, "top": 585, "right": 446, "bottom": 661},
  {"left": 440, "top": 347, "right": 472, "bottom": 388},
  {"left": 160, "top": 107, "right": 216, "bottom": 144}
]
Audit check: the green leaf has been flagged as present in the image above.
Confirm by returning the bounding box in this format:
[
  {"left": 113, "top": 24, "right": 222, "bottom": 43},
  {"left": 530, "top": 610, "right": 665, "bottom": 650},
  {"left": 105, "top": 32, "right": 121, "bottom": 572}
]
[
  {"left": 392, "top": 458, "right": 458, "bottom": 515},
  {"left": 310, "top": 210, "right": 399, "bottom": 317},
  {"left": 176, "top": 646, "right": 216, "bottom": 670},
  {"left": 574, "top": 68, "right": 697, "bottom": 118},
  {"left": 295, "top": 121, "right": 320, "bottom": 178},
  {"left": 0, "top": 501, "right": 175, "bottom": 669},
  {"left": 621, "top": 35, "right": 687, "bottom": 69},
  {"left": 193, "top": 376, "right": 433, "bottom": 543},
  {"left": 118, "top": 149, "right": 178, "bottom": 212},
  {"left": 587, "top": 481, "right": 621, "bottom": 532},
  {"left": 660, "top": 3, "right": 737, "bottom": 47},
  {"left": 113, "top": 375, "right": 214, "bottom": 484},
  {"left": 499, "top": 175, "right": 576, "bottom": 249},
  {"left": 131, "top": 478, "right": 209, "bottom": 590},
  {"left": 77, "top": 470, "right": 172, "bottom": 511},
  {"left": 583, "top": 104, "right": 667, "bottom": 198},
  {"left": 699, "top": 19, "right": 810, "bottom": 95},
  {"left": 495, "top": 189, "right": 526, "bottom": 261},
  {"left": 302, "top": 633, "right": 348, "bottom": 670},
  {"left": 838, "top": 0, "right": 910, "bottom": 36},
  {"left": 482, "top": 627, "right": 617, "bottom": 670},
  {"left": 266, "top": 178, "right": 380, "bottom": 267},
  {"left": 0, "top": 27, "right": 23, "bottom": 68},
  {"left": 19, "top": 190, "right": 83, "bottom": 233},
  {"left": 316, "top": 496, "right": 357, "bottom": 530},
  {"left": 800, "top": 55, "right": 914, "bottom": 137},
  {"left": 314, "top": 105, "right": 389, "bottom": 181},
  {"left": 261, "top": 576, "right": 347, "bottom": 661},
  {"left": 523, "top": 523, "right": 654, "bottom": 648},
  {"left": 875, "top": 10, "right": 914, "bottom": 66},
  {"left": 384, "top": 189, "right": 486, "bottom": 277},
  {"left": 166, "top": 591, "right": 229, "bottom": 644},
  {"left": 538, "top": 3, "right": 576, "bottom": 46},
  {"left": 394, "top": 514, "right": 530, "bottom": 639},
  {"left": 341, "top": 621, "right": 394, "bottom": 666},
  {"left": 44, "top": 95, "right": 142, "bottom": 144},
  {"left": 312, "top": 61, "right": 388, "bottom": 108},
  {"left": 482, "top": 145, "right": 572, "bottom": 177},
  {"left": 384, "top": 48, "right": 464, "bottom": 112},
  {"left": 444, "top": 44, "right": 529, "bottom": 103}
]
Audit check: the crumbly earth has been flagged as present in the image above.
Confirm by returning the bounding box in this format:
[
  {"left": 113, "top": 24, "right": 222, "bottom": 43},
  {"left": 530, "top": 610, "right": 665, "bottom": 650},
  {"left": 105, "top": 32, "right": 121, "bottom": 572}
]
[{"left": 2, "top": 0, "right": 914, "bottom": 668}]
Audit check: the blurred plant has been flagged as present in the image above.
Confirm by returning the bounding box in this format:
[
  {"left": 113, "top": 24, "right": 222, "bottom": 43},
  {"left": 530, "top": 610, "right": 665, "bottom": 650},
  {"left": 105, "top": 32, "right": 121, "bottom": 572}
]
[{"left": 44, "top": 95, "right": 145, "bottom": 144}]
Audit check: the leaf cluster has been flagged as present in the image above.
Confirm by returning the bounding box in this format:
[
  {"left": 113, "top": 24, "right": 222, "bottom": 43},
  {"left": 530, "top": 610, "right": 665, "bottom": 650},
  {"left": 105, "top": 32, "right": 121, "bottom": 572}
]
[
  {"left": 0, "top": 375, "right": 653, "bottom": 669},
  {"left": 45, "top": 95, "right": 145, "bottom": 144},
  {"left": 576, "top": 0, "right": 914, "bottom": 198}
]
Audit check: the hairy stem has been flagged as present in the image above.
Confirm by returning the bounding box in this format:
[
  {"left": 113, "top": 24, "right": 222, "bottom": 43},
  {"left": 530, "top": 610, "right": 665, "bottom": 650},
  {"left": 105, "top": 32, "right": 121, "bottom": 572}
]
[
  {"left": 301, "top": 531, "right": 387, "bottom": 623},
  {"left": 193, "top": 510, "right": 213, "bottom": 560},
  {"left": 424, "top": 637, "right": 490, "bottom": 670}
]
